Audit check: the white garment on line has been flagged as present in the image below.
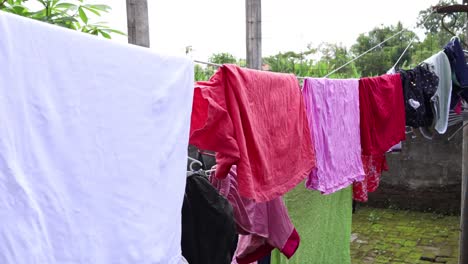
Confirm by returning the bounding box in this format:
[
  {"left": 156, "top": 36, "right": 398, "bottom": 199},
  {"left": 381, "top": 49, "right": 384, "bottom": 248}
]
[
  {"left": 0, "top": 11, "right": 194, "bottom": 264},
  {"left": 424, "top": 51, "right": 452, "bottom": 134}
]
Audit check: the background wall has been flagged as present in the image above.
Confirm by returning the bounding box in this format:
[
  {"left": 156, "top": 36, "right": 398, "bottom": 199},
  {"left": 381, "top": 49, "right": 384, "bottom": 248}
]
[{"left": 366, "top": 125, "right": 463, "bottom": 214}]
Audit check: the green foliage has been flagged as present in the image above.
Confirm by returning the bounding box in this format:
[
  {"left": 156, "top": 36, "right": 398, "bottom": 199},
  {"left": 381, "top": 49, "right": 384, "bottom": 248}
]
[
  {"left": 368, "top": 211, "right": 381, "bottom": 224},
  {"left": 317, "top": 42, "right": 358, "bottom": 78},
  {"left": 194, "top": 52, "right": 244, "bottom": 81},
  {"left": 417, "top": 0, "right": 465, "bottom": 47},
  {"left": 196, "top": 2, "right": 463, "bottom": 80},
  {"left": 209, "top": 52, "right": 237, "bottom": 64},
  {"left": 410, "top": 33, "right": 442, "bottom": 66},
  {"left": 194, "top": 64, "right": 209, "bottom": 82},
  {"left": 0, "top": 0, "right": 125, "bottom": 38},
  {"left": 351, "top": 22, "right": 418, "bottom": 76},
  {"left": 264, "top": 50, "right": 315, "bottom": 75},
  {"left": 263, "top": 43, "right": 359, "bottom": 78}
]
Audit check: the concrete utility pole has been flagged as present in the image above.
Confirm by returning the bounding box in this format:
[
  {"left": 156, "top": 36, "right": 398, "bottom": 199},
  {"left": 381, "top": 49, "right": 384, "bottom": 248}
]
[
  {"left": 246, "top": 0, "right": 262, "bottom": 70},
  {"left": 126, "top": 0, "right": 150, "bottom": 47},
  {"left": 422, "top": 2, "right": 468, "bottom": 262},
  {"left": 461, "top": 2, "right": 468, "bottom": 263}
]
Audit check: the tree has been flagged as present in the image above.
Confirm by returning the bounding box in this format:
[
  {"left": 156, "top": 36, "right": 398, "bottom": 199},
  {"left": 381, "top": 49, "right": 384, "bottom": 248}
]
[
  {"left": 351, "top": 22, "right": 418, "bottom": 76},
  {"left": 417, "top": 0, "right": 465, "bottom": 47},
  {"left": 0, "top": 0, "right": 124, "bottom": 39},
  {"left": 411, "top": 33, "right": 444, "bottom": 64},
  {"left": 261, "top": 44, "right": 358, "bottom": 78},
  {"left": 263, "top": 48, "right": 318, "bottom": 76},
  {"left": 193, "top": 52, "right": 240, "bottom": 81},
  {"left": 194, "top": 64, "right": 210, "bottom": 82},
  {"left": 317, "top": 42, "right": 357, "bottom": 78},
  {"left": 209, "top": 52, "right": 237, "bottom": 64}
]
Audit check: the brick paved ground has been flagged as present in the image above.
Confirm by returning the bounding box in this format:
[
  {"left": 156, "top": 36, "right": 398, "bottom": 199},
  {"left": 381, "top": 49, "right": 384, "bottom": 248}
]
[{"left": 351, "top": 207, "right": 460, "bottom": 264}]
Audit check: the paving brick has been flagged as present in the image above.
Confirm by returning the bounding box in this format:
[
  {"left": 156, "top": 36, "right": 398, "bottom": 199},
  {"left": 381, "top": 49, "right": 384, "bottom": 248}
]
[{"left": 351, "top": 208, "right": 459, "bottom": 264}]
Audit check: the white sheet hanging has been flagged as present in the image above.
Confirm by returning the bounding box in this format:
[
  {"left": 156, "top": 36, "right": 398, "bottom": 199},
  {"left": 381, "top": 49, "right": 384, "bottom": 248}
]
[
  {"left": 0, "top": 11, "right": 194, "bottom": 264},
  {"left": 424, "top": 51, "right": 453, "bottom": 134}
]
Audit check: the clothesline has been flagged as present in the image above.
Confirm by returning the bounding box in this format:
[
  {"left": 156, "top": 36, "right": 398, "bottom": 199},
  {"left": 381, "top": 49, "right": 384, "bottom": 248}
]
[
  {"left": 326, "top": 11, "right": 436, "bottom": 77},
  {"left": 194, "top": 11, "right": 437, "bottom": 79},
  {"left": 193, "top": 59, "right": 307, "bottom": 80},
  {"left": 193, "top": 59, "right": 222, "bottom": 67}
]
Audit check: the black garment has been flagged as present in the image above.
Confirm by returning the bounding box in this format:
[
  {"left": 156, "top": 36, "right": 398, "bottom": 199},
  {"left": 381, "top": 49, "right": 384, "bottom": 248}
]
[
  {"left": 461, "top": 89, "right": 468, "bottom": 104},
  {"left": 450, "top": 81, "right": 468, "bottom": 110},
  {"left": 181, "top": 173, "right": 238, "bottom": 264},
  {"left": 398, "top": 64, "right": 439, "bottom": 128},
  {"left": 443, "top": 38, "right": 468, "bottom": 88}
]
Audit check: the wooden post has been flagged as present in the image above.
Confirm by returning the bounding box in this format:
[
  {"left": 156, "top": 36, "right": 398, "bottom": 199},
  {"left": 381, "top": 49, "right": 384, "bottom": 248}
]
[
  {"left": 461, "top": 2, "right": 468, "bottom": 264},
  {"left": 245, "top": 0, "right": 262, "bottom": 69},
  {"left": 462, "top": 113, "right": 468, "bottom": 264},
  {"left": 126, "top": 0, "right": 150, "bottom": 47}
]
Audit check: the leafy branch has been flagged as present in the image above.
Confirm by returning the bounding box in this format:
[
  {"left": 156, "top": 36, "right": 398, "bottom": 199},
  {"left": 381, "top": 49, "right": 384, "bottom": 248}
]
[{"left": 0, "top": 0, "right": 125, "bottom": 39}]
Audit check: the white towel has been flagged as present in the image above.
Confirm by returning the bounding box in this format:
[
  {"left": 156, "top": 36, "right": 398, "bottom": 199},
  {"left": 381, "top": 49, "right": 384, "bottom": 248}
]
[{"left": 0, "top": 11, "right": 194, "bottom": 264}]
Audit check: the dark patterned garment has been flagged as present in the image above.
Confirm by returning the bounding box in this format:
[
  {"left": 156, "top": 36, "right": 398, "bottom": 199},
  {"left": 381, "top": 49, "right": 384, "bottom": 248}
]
[
  {"left": 450, "top": 81, "right": 468, "bottom": 110},
  {"left": 398, "top": 63, "right": 439, "bottom": 128},
  {"left": 182, "top": 173, "right": 238, "bottom": 264}
]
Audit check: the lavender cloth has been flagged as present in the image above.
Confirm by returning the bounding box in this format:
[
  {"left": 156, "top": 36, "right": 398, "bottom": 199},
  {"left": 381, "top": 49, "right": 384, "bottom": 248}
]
[{"left": 302, "top": 78, "right": 365, "bottom": 194}]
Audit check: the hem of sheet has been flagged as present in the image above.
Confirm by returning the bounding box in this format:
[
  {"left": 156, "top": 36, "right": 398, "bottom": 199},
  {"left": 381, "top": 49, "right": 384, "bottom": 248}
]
[
  {"left": 433, "top": 92, "right": 451, "bottom": 134},
  {"left": 239, "top": 165, "right": 314, "bottom": 203},
  {"left": 236, "top": 243, "right": 274, "bottom": 264},
  {"left": 235, "top": 228, "right": 300, "bottom": 264},
  {"left": 307, "top": 173, "right": 366, "bottom": 195},
  {"left": 435, "top": 124, "right": 448, "bottom": 135},
  {"left": 281, "top": 228, "right": 300, "bottom": 259}
]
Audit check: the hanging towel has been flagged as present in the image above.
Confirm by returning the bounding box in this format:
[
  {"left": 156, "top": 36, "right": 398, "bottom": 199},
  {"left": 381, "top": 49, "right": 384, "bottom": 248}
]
[
  {"left": 270, "top": 185, "right": 352, "bottom": 264},
  {"left": 210, "top": 166, "right": 300, "bottom": 264},
  {"left": 0, "top": 12, "right": 194, "bottom": 264},
  {"left": 302, "top": 78, "right": 365, "bottom": 194},
  {"left": 353, "top": 74, "right": 406, "bottom": 202},
  {"left": 423, "top": 51, "right": 453, "bottom": 134},
  {"left": 190, "top": 64, "right": 316, "bottom": 202},
  {"left": 444, "top": 37, "right": 468, "bottom": 88},
  {"left": 182, "top": 174, "right": 238, "bottom": 264}
]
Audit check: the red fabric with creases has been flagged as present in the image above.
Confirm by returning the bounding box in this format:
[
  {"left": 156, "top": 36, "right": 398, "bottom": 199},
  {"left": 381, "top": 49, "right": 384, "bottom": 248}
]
[
  {"left": 353, "top": 74, "right": 406, "bottom": 202},
  {"left": 190, "top": 64, "right": 316, "bottom": 202}
]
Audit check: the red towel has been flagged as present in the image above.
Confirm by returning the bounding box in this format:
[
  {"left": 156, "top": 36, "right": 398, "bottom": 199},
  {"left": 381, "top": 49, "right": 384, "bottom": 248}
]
[
  {"left": 190, "top": 64, "right": 316, "bottom": 202},
  {"left": 353, "top": 74, "right": 406, "bottom": 202}
]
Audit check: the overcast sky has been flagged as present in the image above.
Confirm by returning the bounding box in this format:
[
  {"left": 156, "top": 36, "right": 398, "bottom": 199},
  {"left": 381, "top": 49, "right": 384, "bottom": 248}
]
[{"left": 96, "top": 0, "right": 442, "bottom": 60}]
